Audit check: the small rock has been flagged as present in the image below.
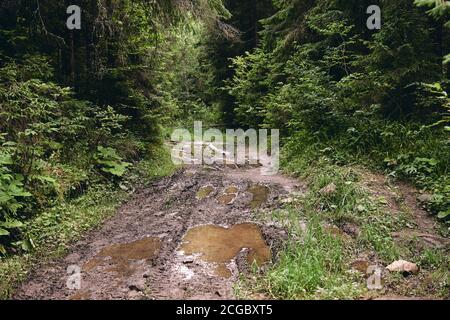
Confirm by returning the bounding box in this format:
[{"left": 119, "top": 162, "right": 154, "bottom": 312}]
[
  {"left": 417, "top": 193, "right": 433, "bottom": 205},
  {"left": 320, "top": 183, "right": 337, "bottom": 196},
  {"left": 386, "top": 260, "right": 419, "bottom": 274}
]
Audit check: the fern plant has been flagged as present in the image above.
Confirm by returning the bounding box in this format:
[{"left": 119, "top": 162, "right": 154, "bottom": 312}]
[
  {"left": 0, "top": 147, "right": 31, "bottom": 254},
  {"left": 95, "top": 146, "right": 131, "bottom": 178}
]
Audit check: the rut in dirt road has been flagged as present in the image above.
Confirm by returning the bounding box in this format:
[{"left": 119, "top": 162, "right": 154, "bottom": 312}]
[{"left": 13, "top": 166, "right": 304, "bottom": 300}]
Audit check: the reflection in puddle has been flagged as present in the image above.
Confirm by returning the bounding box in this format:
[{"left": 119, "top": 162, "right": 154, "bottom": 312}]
[
  {"left": 224, "top": 186, "right": 238, "bottom": 194},
  {"left": 196, "top": 185, "right": 215, "bottom": 200},
  {"left": 83, "top": 237, "right": 161, "bottom": 277},
  {"left": 217, "top": 194, "right": 237, "bottom": 205},
  {"left": 217, "top": 186, "right": 238, "bottom": 205},
  {"left": 180, "top": 223, "right": 271, "bottom": 278},
  {"left": 248, "top": 185, "right": 270, "bottom": 209}
]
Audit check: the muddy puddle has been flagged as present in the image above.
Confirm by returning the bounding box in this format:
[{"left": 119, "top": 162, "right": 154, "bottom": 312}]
[
  {"left": 83, "top": 237, "right": 161, "bottom": 277},
  {"left": 13, "top": 166, "right": 293, "bottom": 300},
  {"left": 196, "top": 185, "right": 215, "bottom": 200},
  {"left": 217, "top": 186, "right": 239, "bottom": 205},
  {"left": 180, "top": 223, "right": 271, "bottom": 278},
  {"left": 248, "top": 185, "right": 270, "bottom": 209}
]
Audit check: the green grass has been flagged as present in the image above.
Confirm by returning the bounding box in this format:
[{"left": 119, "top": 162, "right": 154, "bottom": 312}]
[
  {"left": 0, "top": 144, "right": 176, "bottom": 299},
  {"left": 243, "top": 138, "right": 450, "bottom": 299},
  {"left": 282, "top": 125, "right": 450, "bottom": 220},
  {"left": 246, "top": 154, "right": 414, "bottom": 299},
  {"left": 419, "top": 248, "right": 449, "bottom": 270},
  {"left": 262, "top": 218, "right": 364, "bottom": 300},
  {"left": 0, "top": 186, "right": 126, "bottom": 299},
  {"left": 302, "top": 162, "right": 406, "bottom": 262},
  {"left": 127, "top": 144, "right": 177, "bottom": 185}
]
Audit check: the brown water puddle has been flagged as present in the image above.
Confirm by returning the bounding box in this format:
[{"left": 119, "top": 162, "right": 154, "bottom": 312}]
[
  {"left": 217, "top": 186, "right": 238, "bottom": 205},
  {"left": 180, "top": 223, "right": 271, "bottom": 278},
  {"left": 248, "top": 185, "right": 270, "bottom": 209},
  {"left": 196, "top": 185, "right": 215, "bottom": 200},
  {"left": 83, "top": 237, "right": 161, "bottom": 277}
]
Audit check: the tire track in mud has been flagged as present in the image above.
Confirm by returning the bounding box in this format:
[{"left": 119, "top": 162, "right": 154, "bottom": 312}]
[{"left": 13, "top": 166, "right": 304, "bottom": 300}]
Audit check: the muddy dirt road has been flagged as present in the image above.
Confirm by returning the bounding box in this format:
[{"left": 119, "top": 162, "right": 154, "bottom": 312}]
[{"left": 13, "top": 165, "right": 303, "bottom": 300}]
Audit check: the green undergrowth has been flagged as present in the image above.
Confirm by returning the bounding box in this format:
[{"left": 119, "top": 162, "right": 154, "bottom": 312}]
[
  {"left": 282, "top": 127, "right": 449, "bottom": 222},
  {"left": 241, "top": 152, "right": 448, "bottom": 300},
  {"left": 0, "top": 145, "right": 176, "bottom": 299}
]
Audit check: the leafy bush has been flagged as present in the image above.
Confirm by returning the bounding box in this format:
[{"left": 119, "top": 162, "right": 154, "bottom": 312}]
[
  {"left": 0, "top": 57, "right": 137, "bottom": 254},
  {"left": 0, "top": 142, "right": 31, "bottom": 253},
  {"left": 95, "top": 147, "right": 131, "bottom": 178},
  {"left": 0, "top": 149, "right": 31, "bottom": 216},
  {"left": 226, "top": 0, "right": 450, "bottom": 221}
]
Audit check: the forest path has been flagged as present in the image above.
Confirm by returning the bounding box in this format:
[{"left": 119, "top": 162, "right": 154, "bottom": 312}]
[
  {"left": 12, "top": 158, "right": 449, "bottom": 300},
  {"left": 13, "top": 164, "right": 304, "bottom": 300}
]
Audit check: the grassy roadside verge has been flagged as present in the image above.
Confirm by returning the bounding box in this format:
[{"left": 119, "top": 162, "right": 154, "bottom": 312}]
[
  {"left": 242, "top": 154, "right": 449, "bottom": 300},
  {"left": 0, "top": 145, "right": 176, "bottom": 299}
]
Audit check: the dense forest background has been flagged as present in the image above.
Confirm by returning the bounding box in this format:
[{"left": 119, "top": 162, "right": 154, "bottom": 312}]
[{"left": 0, "top": 0, "right": 449, "bottom": 277}]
